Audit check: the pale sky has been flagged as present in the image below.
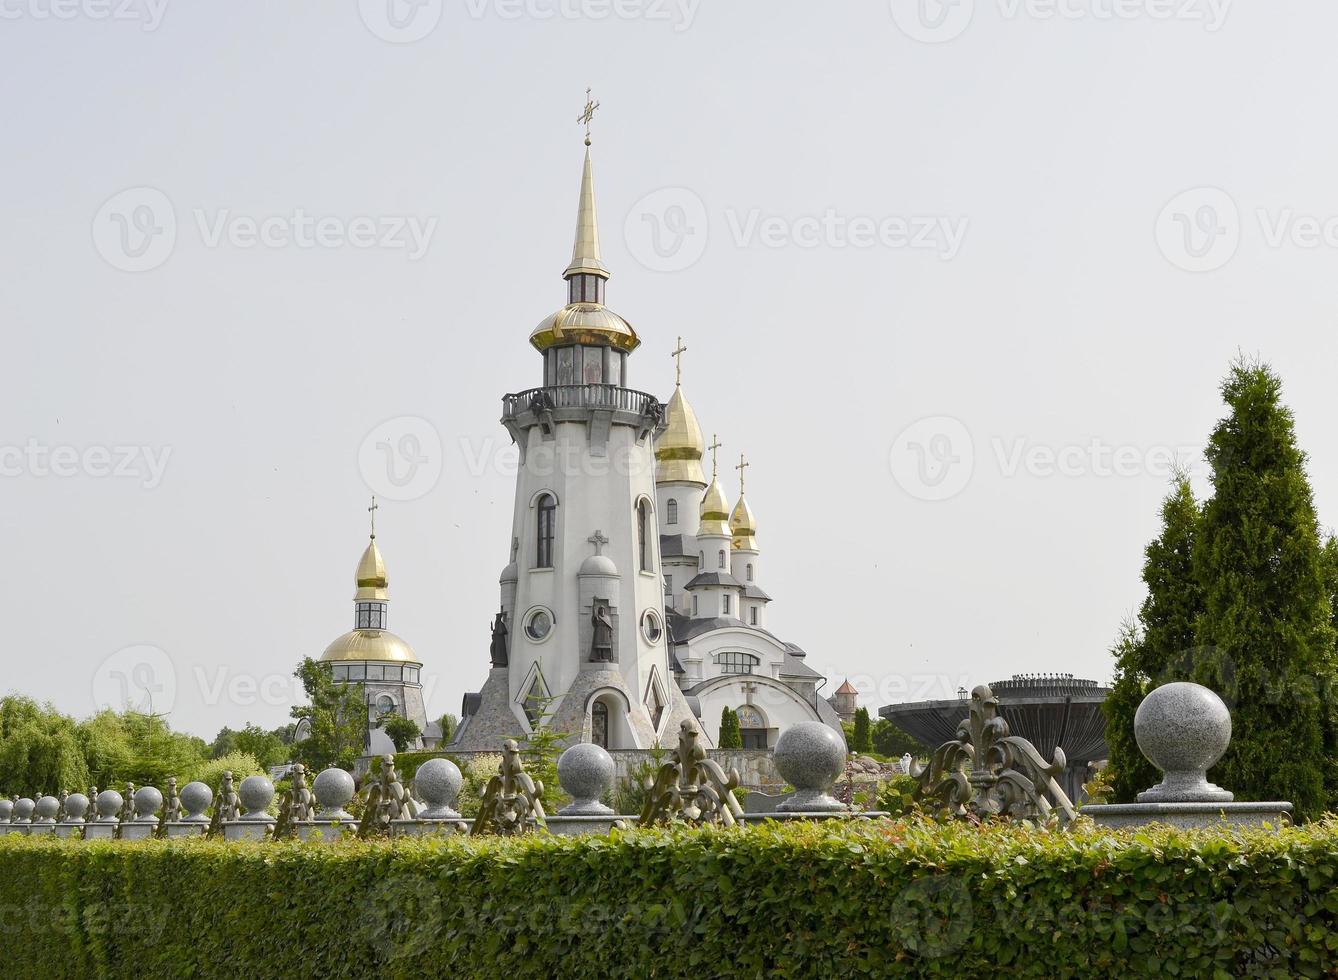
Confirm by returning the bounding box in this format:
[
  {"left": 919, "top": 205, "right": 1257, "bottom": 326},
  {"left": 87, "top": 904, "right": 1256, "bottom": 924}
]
[{"left": 4, "top": 1, "right": 1338, "bottom": 741}]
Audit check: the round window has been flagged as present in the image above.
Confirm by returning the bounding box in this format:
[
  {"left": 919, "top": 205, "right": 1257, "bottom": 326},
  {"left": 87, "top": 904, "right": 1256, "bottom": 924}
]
[
  {"left": 525, "top": 608, "right": 554, "bottom": 641},
  {"left": 642, "top": 610, "right": 663, "bottom": 643}
]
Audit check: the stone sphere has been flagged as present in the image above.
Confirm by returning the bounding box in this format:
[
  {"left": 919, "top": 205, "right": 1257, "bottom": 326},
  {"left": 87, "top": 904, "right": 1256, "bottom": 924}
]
[
  {"left": 414, "top": 759, "right": 462, "bottom": 811},
  {"left": 312, "top": 768, "right": 356, "bottom": 811},
  {"left": 96, "top": 790, "right": 124, "bottom": 820},
  {"left": 0, "top": 800, "right": 13, "bottom": 821},
  {"left": 773, "top": 721, "right": 847, "bottom": 792},
  {"left": 558, "top": 743, "right": 615, "bottom": 803},
  {"left": 63, "top": 794, "right": 90, "bottom": 821},
  {"left": 13, "top": 798, "right": 34, "bottom": 821},
  {"left": 238, "top": 775, "right": 275, "bottom": 816},
  {"left": 133, "top": 786, "right": 163, "bottom": 820},
  {"left": 34, "top": 796, "right": 60, "bottom": 822},
  {"left": 179, "top": 781, "right": 213, "bottom": 819},
  {"left": 1135, "top": 682, "right": 1232, "bottom": 775}
]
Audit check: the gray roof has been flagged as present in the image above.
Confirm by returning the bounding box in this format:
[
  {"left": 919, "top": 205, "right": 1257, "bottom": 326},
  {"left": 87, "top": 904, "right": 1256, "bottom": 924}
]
[
  {"left": 659, "top": 534, "right": 696, "bottom": 558},
  {"left": 807, "top": 690, "right": 846, "bottom": 730},
  {"left": 667, "top": 612, "right": 748, "bottom": 643},
  {"left": 743, "top": 584, "right": 772, "bottom": 601},
  {"left": 779, "top": 654, "right": 823, "bottom": 680},
  {"left": 686, "top": 571, "right": 743, "bottom": 589}
]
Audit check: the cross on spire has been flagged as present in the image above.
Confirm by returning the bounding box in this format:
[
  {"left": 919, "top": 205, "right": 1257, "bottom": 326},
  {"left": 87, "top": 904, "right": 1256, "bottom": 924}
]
[
  {"left": 708, "top": 434, "right": 723, "bottom": 480},
  {"left": 588, "top": 529, "right": 610, "bottom": 556},
  {"left": 671, "top": 336, "right": 688, "bottom": 387},
  {"left": 368, "top": 495, "right": 378, "bottom": 540},
  {"left": 577, "top": 88, "right": 600, "bottom": 146},
  {"left": 735, "top": 453, "right": 750, "bottom": 493}
]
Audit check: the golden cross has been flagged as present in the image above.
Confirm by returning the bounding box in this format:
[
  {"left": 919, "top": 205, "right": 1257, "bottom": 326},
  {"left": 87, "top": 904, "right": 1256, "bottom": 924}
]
[
  {"left": 671, "top": 336, "right": 688, "bottom": 387},
  {"left": 708, "top": 434, "right": 723, "bottom": 479},
  {"left": 368, "top": 495, "right": 378, "bottom": 540},
  {"left": 577, "top": 88, "right": 600, "bottom": 146},
  {"left": 735, "top": 453, "right": 750, "bottom": 493}
]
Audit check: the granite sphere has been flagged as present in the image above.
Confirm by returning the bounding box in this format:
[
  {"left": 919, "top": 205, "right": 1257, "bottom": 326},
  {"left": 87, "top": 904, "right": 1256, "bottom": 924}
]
[
  {"left": 95, "top": 790, "right": 124, "bottom": 821},
  {"left": 312, "top": 768, "right": 356, "bottom": 820},
  {"left": 1135, "top": 682, "right": 1231, "bottom": 775},
  {"left": 238, "top": 776, "right": 275, "bottom": 819},
  {"left": 13, "top": 798, "right": 34, "bottom": 822},
  {"left": 414, "top": 759, "right": 463, "bottom": 819},
  {"left": 179, "top": 781, "right": 213, "bottom": 821},
  {"left": 133, "top": 786, "right": 164, "bottom": 821},
  {"left": 0, "top": 800, "right": 11, "bottom": 821},
  {"left": 34, "top": 796, "right": 60, "bottom": 823},
  {"left": 773, "top": 721, "right": 848, "bottom": 813},
  {"left": 557, "top": 743, "right": 615, "bottom": 816},
  {"left": 62, "top": 793, "right": 90, "bottom": 822}
]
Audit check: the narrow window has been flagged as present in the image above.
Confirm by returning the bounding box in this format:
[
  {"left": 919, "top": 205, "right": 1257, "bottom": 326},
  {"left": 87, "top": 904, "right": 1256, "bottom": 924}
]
[
  {"left": 691, "top": 594, "right": 698, "bottom": 616},
  {"left": 537, "top": 494, "right": 557, "bottom": 568},
  {"left": 667, "top": 499, "right": 678, "bottom": 526},
  {"left": 723, "top": 594, "right": 732, "bottom": 615},
  {"left": 750, "top": 607, "right": 758, "bottom": 625},
  {"left": 638, "top": 500, "right": 651, "bottom": 572},
  {"left": 746, "top": 563, "right": 754, "bottom": 582},
  {"left": 592, "top": 701, "right": 609, "bottom": 748},
  {"left": 664, "top": 574, "right": 673, "bottom": 598},
  {"left": 718, "top": 549, "right": 726, "bottom": 569}
]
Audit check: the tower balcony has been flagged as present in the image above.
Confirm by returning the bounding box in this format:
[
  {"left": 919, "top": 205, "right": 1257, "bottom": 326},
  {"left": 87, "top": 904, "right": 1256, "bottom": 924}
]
[{"left": 502, "top": 385, "right": 665, "bottom": 447}]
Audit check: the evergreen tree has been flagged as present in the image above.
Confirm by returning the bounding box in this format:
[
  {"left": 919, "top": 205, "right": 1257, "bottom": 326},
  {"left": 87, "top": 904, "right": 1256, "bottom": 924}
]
[
  {"left": 851, "top": 707, "right": 872, "bottom": 754},
  {"left": 1104, "top": 475, "right": 1204, "bottom": 802},
  {"left": 871, "top": 718, "right": 926, "bottom": 759},
  {"left": 1192, "top": 361, "right": 1338, "bottom": 819},
  {"left": 290, "top": 658, "right": 367, "bottom": 772},
  {"left": 717, "top": 707, "right": 742, "bottom": 749}
]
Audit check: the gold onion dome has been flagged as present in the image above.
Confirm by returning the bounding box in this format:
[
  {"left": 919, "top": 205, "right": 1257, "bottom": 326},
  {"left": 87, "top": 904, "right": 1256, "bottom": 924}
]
[
  {"left": 656, "top": 386, "right": 707, "bottom": 486},
  {"left": 699, "top": 479, "right": 732, "bottom": 537},
  {"left": 321, "top": 536, "right": 421, "bottom": 665},
  {"left": 730, "top": 494, "right": 757, "bottom": 551},
  {"left": 355, "top": 539, "right": 387, "bottom": 601},
  {"left": 530, "top": 147, "right": 639, "bottom": 354}
]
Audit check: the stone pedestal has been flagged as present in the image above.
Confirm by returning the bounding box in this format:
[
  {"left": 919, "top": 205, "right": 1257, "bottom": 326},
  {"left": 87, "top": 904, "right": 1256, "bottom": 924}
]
[
  {"left": 296, "top": 821, "right": 356, "bottom": 843},
  {"left": 119, "top": 823, "right": 157, "bottom": 841},
  {"left": 83, "top": 823, "right": 118, "bottom": 840},
  {"left": 26, "top": 824, "right": 54, "bottom": 837},
  {"left": 545, "top": 814, "right": 628, "bottom": 836},
  {"left": 52, "top": 824, "right": 85, "bottom": 840},
  {"left": 164, "top": 823, "right": 207, "bottom": 839},
  {"left": 391, "top": 819, "right": 468, "bottom": 838},
  {"left": 1083, "top": 802, "right": 1292, "bottom": 831},
  {"left": 223, "top": 821, "right": 274, "bottom": 841}
]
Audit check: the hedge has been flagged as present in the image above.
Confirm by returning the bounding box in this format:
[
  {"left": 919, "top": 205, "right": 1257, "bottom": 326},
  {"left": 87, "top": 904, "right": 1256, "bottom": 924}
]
[{"left": 2, "top": 818, "right": 1336, "bottom": 977}]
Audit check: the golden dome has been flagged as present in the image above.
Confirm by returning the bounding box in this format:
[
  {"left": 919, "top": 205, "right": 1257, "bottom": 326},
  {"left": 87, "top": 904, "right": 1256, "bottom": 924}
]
[
  {"left": 321, "top": 629, "right": 420, "bottom": 664},
  {"left": 355, "top": 539, "right": 388, "bottom": 601},
  {"left": 699, "top": 478, "right": 731, "bottom": 537},
  {"left": 530, "top": 303, "right": 638, "bottom": 353},
  {"left": 730, "top": 494, "right": 757, "bottom": 551},
  {"left": 655, "top": 386, "right": 707, "bottom": 486}
]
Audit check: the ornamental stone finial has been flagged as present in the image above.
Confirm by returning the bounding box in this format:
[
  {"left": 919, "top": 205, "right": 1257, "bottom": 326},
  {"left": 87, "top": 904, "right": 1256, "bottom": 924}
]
[
  {"left": 1134, "top": 682, "right": 1234, "bottom": 803},
  {"left": 415, "top": 759, "right": 463, "bottom": 820},
  {"left": 773, "top": 722, "right": 848, "bottom": 813},
  {"left": 557, "top": 743, "right": 615, "bottom": 816}
]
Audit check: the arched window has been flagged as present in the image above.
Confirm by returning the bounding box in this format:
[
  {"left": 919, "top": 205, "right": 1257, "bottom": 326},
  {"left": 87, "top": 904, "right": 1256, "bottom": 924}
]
[
  {"left": 746, "top": 563, "right": 754, "bottom": 582},
  {"left": 592, "top": 701, "right": 609, "bottom": 748},
  {"left": 716, "top": 651, "right": 760, "bottom": 675},
  {"left": 667, "top": 499, "right": 678, "bottom": 525},
  {"left": 638, "top": 499, "right": 651, "bottom": 572},
  {"left": 536, "top": 494, "right": 556, "bottom": 568},
  {"left": 717, "top": 549, "right": 726, "bottom": 569},
  {"left": 736, "top": 705, "right": 767, "bottom": 749}
]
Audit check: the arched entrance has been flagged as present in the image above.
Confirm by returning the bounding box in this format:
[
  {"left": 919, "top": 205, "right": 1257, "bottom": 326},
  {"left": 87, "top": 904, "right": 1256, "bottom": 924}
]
[{"left": 736, "top": 704, "right": 768, "bottom": 750}]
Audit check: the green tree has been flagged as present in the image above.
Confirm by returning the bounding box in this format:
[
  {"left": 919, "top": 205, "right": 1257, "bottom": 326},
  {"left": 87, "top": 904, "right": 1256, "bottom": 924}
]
[
  {"left": 0, "top": 697, "right": 90, "bottom": 796},
  {"left": 717, "top": 707, "right": 742, "bottom": 749},
  {"left": 1192, "top": 361, "right": 1338, "bottom": 819},
  {"left": 233, "top": 724, "right": 289, "bottom": 769},
  {"left": 290, "top": 658, "right": 367, "bottom": 772},
  {"left": 437, "top": 713, "right": 458, "bottom": 744},
  {"left": 1104, "top": 475, "right": 1204, "bottom": 802},
  {"left": 851, "top": 707, "right": 872, "bottom": 754},
  {"left": 871, "top": 718, "right": 926, "bottom": 759},
  {"left": 382, "top": 715, "right": 422, "bottom": 753}
]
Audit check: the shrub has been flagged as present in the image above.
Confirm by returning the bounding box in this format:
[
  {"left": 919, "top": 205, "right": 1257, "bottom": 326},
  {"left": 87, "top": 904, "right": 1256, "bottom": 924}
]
[
  {"left": 874, "top": 775, "right": 918, "bottom": 816},
  {"left": 4, "top": 818, "right": 1338, "bottom": 976}
]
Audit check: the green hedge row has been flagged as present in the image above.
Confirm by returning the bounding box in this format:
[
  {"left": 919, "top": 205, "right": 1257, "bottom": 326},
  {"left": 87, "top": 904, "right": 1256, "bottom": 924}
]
[{"left": 3, "top": 818, "right": 1337, "bottom": 977}]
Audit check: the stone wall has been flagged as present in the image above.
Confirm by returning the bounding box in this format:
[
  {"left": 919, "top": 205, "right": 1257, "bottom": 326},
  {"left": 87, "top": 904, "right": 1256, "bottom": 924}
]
[{"left": 417, "top": 747, "right": 783, "bottom": 791}]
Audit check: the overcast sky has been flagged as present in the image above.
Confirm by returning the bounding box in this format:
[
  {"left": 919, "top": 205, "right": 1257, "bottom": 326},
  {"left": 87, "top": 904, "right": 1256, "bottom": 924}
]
[{"left": 3, "top": 1, "right": 1337, "bottom": 741}]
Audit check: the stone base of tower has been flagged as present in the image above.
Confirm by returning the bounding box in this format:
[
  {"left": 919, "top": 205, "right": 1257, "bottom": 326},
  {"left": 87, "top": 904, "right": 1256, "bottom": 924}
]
[{"left": 451, "top": 668, "right": 521, "bottom": 751}]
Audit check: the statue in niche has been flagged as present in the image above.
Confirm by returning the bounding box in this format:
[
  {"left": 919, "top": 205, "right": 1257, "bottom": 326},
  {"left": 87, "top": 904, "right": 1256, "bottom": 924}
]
[
  {"left": 590, "top": 599, "right": 614, "bottom": 663},
  {"left": 490, "top": 610, "right": 510, "bottom": 668}
]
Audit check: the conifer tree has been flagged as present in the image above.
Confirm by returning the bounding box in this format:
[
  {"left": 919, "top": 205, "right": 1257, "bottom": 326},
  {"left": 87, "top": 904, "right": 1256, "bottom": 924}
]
[
  {"left": 852, "top": 707, "right": 872, "bottom": 754},
  {"left": 717, "top": 707, "right": 742, "bottom": 749},
  {"left": 1192, "top": 361, "right": 1337, "bottom": 819}
]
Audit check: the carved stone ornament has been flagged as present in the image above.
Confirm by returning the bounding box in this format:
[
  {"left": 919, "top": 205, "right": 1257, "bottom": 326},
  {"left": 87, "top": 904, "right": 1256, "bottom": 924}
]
[
  {"left": 470, "top": 739, "right": 547, "bottom": 836},
  {"left": 638, "top": 721, "right": 745, "bottom": 828},
  {"left": 359, "top": 754, "right": 418, "bottom": 838}
]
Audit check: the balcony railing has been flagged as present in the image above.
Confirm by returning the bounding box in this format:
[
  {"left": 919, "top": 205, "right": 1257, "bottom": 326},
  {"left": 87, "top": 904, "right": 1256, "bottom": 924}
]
[{"left": 502, "top": 384, "right": 661, "bottom": 419}]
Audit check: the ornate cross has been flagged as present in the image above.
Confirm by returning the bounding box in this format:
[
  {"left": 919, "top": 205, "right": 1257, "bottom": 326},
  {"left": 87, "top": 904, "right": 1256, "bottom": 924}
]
[
  {"left": 577, "top": 88, "right": 600, "bottom": 146},
  {"left": 735, "top": 453, "right": 750, "bottom": 493},
  {"left": 368, "top": 495, "right": 378, "bottom": 539},
  {"left": 671, "top": 336, "right": 688, "bottom": 387},
  {"left": 708, "top": 435, "right": 723, "bottom": 480},
  {"left": 588, "top": 529, "right": 610, "bottom": 556}
]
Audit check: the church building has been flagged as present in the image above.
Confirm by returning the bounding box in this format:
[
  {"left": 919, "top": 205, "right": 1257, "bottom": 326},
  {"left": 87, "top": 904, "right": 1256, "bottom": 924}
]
[{"left": 452, "top": 111, "right": 841, "bottom": 751}]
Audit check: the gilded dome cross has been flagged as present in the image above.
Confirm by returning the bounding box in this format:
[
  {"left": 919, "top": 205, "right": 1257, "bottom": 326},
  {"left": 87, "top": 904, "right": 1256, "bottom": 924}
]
[
  {"left": 577, "top": 88, "right": 600, "bottom": 146},
  {"left": 671, "top": 336, "right": 688, "bottom": 387}
]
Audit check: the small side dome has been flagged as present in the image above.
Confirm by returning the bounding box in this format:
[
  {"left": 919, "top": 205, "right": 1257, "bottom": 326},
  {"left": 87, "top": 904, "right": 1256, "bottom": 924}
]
[
  {"left": 579, "top": 554, "right": 619, "bottom": 577},
  {"left": 730, "top": 494, "right": 757, "bottom": 551},
  {"left": 655, "top": 387, "right": 706, "bottom": 487},
  {"left": 355, "top": 539, "right": 388, "bottom": 601},
  {"left": 699, "top": 479, "right": 731, "bottom": 537},
  {"left": 500, "top": 561, "right": 519, "bottom": 584},
  {"left": 530, "top": 304, "right": 638, "bottom": 353}
]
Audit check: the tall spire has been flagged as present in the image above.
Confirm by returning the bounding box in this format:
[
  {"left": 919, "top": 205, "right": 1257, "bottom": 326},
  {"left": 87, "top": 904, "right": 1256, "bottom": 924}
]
[{"left": 564, "top": 146, "right": 610, "bottom": 280}]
